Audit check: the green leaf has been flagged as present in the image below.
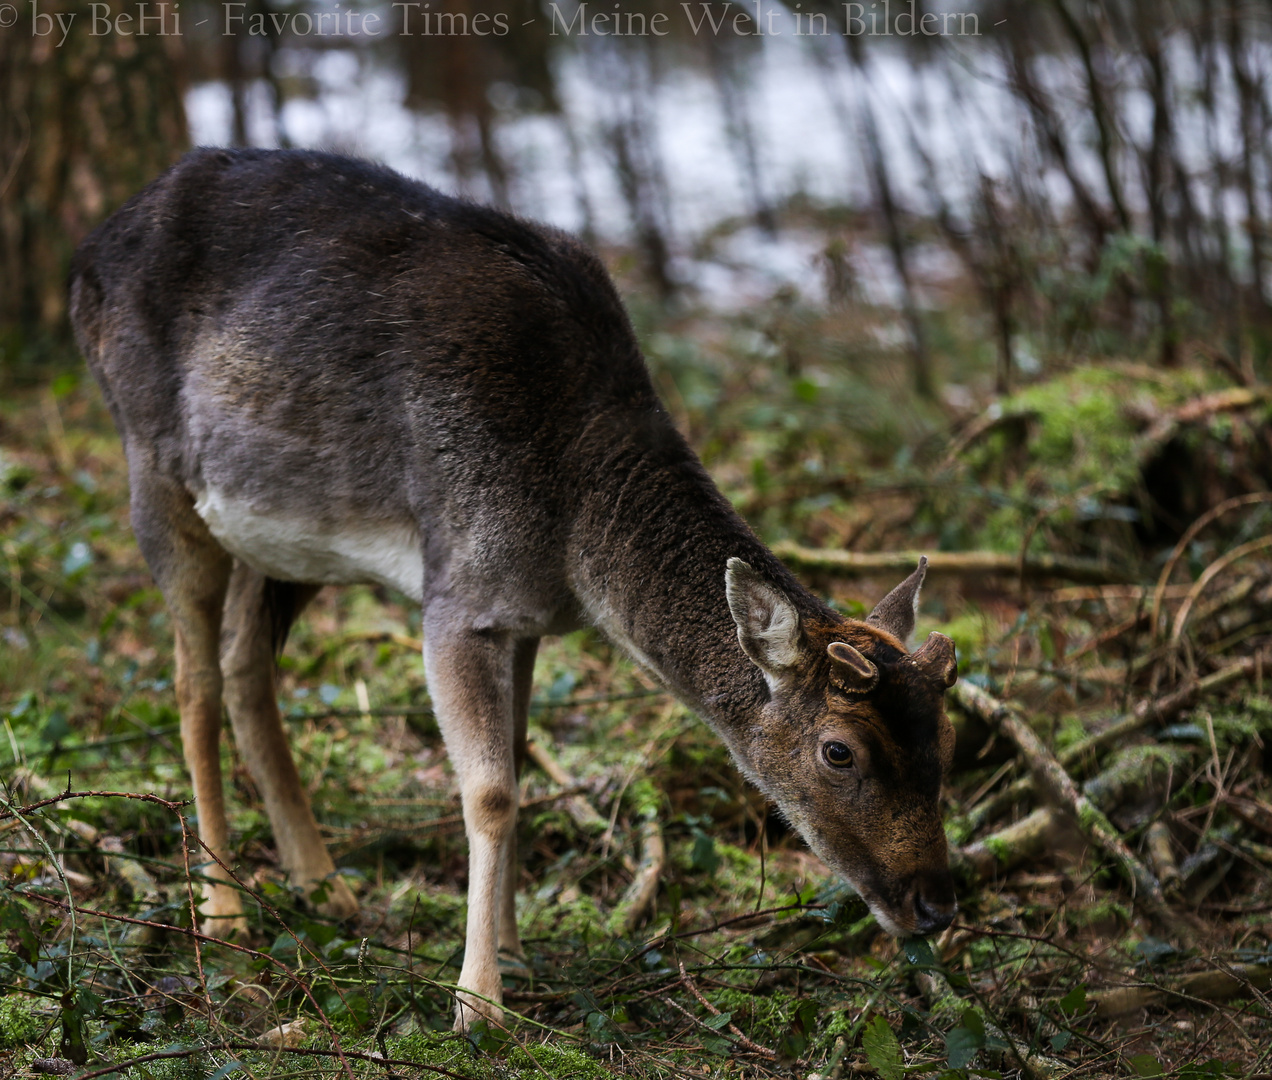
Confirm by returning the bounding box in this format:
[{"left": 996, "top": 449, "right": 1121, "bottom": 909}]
[
  {"left": 40, "top": 710, "right": 70, "bottom": 746},
  {"left": 904, "top": 937, "right": 936, "bottom": 967},
  {"left": 701, "top": 1034, "right": 732, "bottom": 1056},
  {"left": 690, "top": 830, "right": 719, "bottom": 875},
  {"left": 703, "top": 1011, "right": 733, "bottom": 1030},
  {"left": 1128, "top": 1055, "right": 1164, "bottom": 1077},
  {"left": 945, "top": 1022, "right": 984, "bottom": 1069},
  {"left": 959, "top": 1007, "right": 985, "bottom": 1038},
  {"left": 50, "top": 372, "right": 79, "bottom": 399},
  {"left": 1050, "top": 1031, "right": 1072, "bottom": 1051},
  {"left": 206, "top": 1063, "right": 243, "bottom": 1080},
  {"left": 862, "top": 1016, "right": 904, "bottom": 1080},
  {"left": 1057, "top": 984, "right": 1087, "bottom": 1016}
]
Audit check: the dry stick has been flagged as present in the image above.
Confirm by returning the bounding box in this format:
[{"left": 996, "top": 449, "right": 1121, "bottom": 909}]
[
  {"left": 1145, "top": 820, "right": 1181, "bottom": 893},
  {"left": 1091, "top": 963, "right": 1272, "bottom": 1018},
  {"left": 951, "top": 682, "right": 1185, "bottom": 935},
  {"left": 0, "top": 787, "right": 190, "bottom": 821},
  {"left": 1170, "top": 534, "right": 1272, "bottom": 645},
  {"left": 525, "top": 737, "right": 608, "bottom": 831},
  {"left": 676, "top": 959, "right": 777, "bottom": 1059},
  {"left": 1149, "top": 492, "right": 1272, "bottom": 637},
  {"left": 964, "top": 657, "right": 1261, "bottom": 831},
  {"left": 772, "top": 543, "right": 1123, "bottom": 585}
]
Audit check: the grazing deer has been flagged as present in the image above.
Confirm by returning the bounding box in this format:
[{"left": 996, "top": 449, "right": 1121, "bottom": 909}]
[{"left": 70, "top": 148, "right": 959, "bottom": 1030}]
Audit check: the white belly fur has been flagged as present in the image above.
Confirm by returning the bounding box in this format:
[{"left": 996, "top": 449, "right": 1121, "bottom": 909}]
[{"left": 194, "top": 487, "right": 424, "bottom": 601}]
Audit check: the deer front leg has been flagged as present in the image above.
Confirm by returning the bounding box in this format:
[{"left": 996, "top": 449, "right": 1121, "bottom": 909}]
[{"left": 423, "top": 619, "right": 521, "bottom": 1032}]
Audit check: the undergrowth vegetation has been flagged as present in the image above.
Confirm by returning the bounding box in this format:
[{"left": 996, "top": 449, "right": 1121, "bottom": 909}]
[{"left": 3, "top": 281, "right": 1272, "bottom": 1078}]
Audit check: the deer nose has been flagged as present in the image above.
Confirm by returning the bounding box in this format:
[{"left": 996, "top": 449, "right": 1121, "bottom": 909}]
[{"left": 912, "top": 882, "right": 957, "bottom": 935}]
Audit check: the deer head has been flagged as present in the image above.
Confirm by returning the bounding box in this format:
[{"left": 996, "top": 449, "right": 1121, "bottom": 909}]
[{"left": 725, "top": 556, "right": 958, "bottom": 936}]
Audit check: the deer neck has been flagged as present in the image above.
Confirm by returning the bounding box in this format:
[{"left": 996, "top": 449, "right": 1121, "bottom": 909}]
[{"left": 569, "top": 414, "right": 827, "bottom": 740}]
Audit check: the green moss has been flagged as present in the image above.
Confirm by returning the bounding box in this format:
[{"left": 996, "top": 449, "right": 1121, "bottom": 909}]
[
  {"left": 0, "top": 996, "right": 45, "bottom": 1049},
  {"left": 956, "top": 363, "right": 1219, "bottom": 553},
  {"left": 1211, "top": 696, "right": 1272, "bottom": 747},
  {"left": 507, "top": 1044, "right": 612, "bottom": 1078},
  {"left": 983, "top": 835, "right": 1011, "bottom": 867},
  {"left": 388, "top": 1031, "right": 496, "bottom": 1076}
]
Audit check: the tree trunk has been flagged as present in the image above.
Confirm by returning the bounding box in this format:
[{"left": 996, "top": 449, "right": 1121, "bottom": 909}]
[{"left": 0, "top": 4, "right": 188, "bottom": 364}]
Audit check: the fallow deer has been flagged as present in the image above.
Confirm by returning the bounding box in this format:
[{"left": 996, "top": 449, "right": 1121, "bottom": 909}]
[{"left": 69, "top": 148, "right": 959, "bottom": 1030}]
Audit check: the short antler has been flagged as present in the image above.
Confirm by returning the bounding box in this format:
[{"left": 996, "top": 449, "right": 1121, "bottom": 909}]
[{"left": 913, "top": 631, "right": 958, "bottom": 688}]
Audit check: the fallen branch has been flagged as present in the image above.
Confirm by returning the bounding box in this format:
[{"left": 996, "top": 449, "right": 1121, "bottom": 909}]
[
  {"left": 951, "top": 683, "right": 1184, "bottom": 935},
  {"left": 1091, "top": 963, "right": 1272, "bottom": 1017},
  {"left": 525, "top": 737, "right": 608, "bottom": 832},
  {"left": 963, "top": 657, "right": 1261, "bottom": 831},
  {"left": 953, "top": 807, "right": 1060, "bottom": 883},
  {"left": 613, "top": 816, "right": 665, "bottom": 933},
  {"left": 1145, "top": 821, "right": 1181, "bottom": 893},
  {"left": 1136, "top": 387, "right": 1272, "bottom": 466},
  {"left": 772, "top": 543, "right": 1124, "bottom": 584}
]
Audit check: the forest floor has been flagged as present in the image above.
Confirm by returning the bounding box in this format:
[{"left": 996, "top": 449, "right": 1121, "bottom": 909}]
[{"left": 2, "top": 307, "right": 1272, "bottom": 1079}]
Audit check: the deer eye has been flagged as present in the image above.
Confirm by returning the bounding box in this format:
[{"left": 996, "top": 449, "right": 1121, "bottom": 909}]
[{"left": 822, "top": 741, "right": 855, "bottom": 769}]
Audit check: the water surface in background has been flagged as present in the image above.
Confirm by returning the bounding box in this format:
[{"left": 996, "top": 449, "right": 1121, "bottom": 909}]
[{"left": 183, "top": 5, "right": 1259, "bottom": 312}]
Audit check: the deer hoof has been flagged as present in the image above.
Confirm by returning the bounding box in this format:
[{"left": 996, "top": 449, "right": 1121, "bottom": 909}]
[
  {"left": 305, "top": 874, "right": 359, "bottom": 921},
  {"left": 453, "top": 991, "right": 504, "bottom": 1033}
]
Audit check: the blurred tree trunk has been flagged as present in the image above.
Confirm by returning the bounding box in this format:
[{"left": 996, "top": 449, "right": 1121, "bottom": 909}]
[{"left": 0, "top": 5, "right": 188, "bottom": 364}]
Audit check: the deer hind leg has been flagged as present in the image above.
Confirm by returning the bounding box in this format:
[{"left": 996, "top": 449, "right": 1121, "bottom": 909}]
[
  {"left": 221, "top": 564, "right": 359, "bottom": 920},
  {"left": 422, "top": 616, "right": 522, "bottom": 1032},
  {"left": 128, "top": 473, "right": 241, "bottom": 935},
  {"left": 498, "top": 637, "right": 538, "bottom": 969}
]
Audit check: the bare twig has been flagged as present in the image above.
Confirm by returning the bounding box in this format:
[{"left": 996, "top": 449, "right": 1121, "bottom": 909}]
[
  {"left": 675, "top": 960, "right": 777, "bottom": 1058},
  {"left": 953, "top": 807, "right": 1060, "bottom": 883},
  {"left": 964, "top": 657, "right": 1262, "bottom": 830}
]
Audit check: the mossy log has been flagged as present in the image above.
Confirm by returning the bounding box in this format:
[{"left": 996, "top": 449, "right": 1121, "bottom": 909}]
[
  {"left": 953, "top": 807, "right": 1060, "bottom": 883},
  {"left": 1091, "top": 963, "right": 1272, "bottom": 1017},
  {"left": 773, "top": 544, "right": 1123, "bottom": 584}
]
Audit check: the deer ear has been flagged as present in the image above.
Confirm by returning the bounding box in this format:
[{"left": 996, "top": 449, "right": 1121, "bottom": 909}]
[
  {"left": 827, "top": 641, "right": 879, "bottom": 692},
  {"left": 867, "top": 556, "right": 928, "bottom": 644},
  {"left": 726, "top": 558, "right": 802, "bottom": 681},
  {"left": 913, "top": 631, "right": 958, "bottom": 688}
]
